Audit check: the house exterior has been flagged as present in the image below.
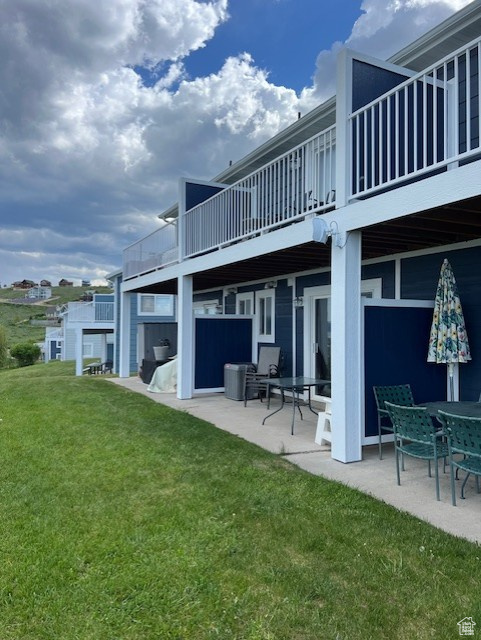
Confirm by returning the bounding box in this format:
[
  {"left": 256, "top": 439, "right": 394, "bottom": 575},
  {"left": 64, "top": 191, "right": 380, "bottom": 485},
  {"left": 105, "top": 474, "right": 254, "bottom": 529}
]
[
  {"left": 109, "top": 270, "right": 176, "bottom": 376},
  {"left": 116, "top": 3, "right": 481, "bottom": 464},
  {"left": 58, "top": 294, "right": 115, "bottom": 373},
  {"left": 58, "top": 279, "right": 73, "bottom": 287},
  {"left": 12, "top": 279, "right": 36, "bottom": 289},
  {"left": 27, "top": 285, "right": 52, "bottom": 300}
]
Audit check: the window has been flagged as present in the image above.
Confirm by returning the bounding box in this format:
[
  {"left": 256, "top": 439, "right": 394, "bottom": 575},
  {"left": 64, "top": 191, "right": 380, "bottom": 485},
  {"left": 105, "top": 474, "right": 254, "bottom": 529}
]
[
  {"left": 236, "top": 292, "right": 254, "bottom": 315},
  {"left": 138, "top": 294, "right": 174, "bottom": 316},
  {"left": 193, "top": 300, "right": 222, "bottom": 315},
  {"left": 255, "top": 290, "right": 275, "bottom": 343},
  {"left": 83, "top": 343, "right": 93, "bottom": 357}
]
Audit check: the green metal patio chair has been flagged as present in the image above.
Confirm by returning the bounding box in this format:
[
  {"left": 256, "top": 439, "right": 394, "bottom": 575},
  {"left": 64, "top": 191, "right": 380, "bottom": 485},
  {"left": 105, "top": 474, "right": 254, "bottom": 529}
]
[
  {"left": 437, "top": 411, "right": 481, "bottom": 506},
  {"left": 373, "top": 384, "right": 414, "bottom": 459},
  {"left": 385, "top": 402, "right": 449, "bottom": 501}
]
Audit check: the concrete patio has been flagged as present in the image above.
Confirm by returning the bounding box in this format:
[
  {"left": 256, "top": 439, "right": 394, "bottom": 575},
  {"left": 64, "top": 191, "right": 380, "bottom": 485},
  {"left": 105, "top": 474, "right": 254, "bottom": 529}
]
[{"left": 110, "top": 376, "right": 481, "bottom": 545}]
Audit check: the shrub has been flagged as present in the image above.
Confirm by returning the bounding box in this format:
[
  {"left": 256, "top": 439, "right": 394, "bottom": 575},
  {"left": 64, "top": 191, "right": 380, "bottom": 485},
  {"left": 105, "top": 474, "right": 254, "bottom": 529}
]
[
  {"left": 0, "top": 325, "right": 8, "bottom": 368},
  {"left": 11, "top": 342, "right": 41, "bottom": 367}
]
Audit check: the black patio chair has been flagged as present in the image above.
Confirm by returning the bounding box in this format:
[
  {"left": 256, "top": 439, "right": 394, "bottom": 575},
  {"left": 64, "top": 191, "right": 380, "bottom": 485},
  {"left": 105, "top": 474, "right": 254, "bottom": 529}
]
[
  {"left": 373, "top": 384, "right": 414, "bottom": 459},
  {"left": 385, "top": 402, "right": 449, "bottom": 501},
  {"left": 437, "top": 411, "right": 481, "bottom": 505},
  {"left": 243, "top": 346, "right": 281, "bottom": 406}
]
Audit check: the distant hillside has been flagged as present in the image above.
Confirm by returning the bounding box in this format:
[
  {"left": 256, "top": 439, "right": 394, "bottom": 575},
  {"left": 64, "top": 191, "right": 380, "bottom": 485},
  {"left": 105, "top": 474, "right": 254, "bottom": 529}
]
[{"left": 0, "top": 286, "right": 113, "bottom": 348}]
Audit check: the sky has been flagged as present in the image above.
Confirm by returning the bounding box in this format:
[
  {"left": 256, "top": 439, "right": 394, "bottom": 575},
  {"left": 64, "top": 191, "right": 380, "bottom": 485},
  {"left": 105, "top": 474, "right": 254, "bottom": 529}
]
[{"left": 0, "top": 0, "right": 473, "bottom": 286}]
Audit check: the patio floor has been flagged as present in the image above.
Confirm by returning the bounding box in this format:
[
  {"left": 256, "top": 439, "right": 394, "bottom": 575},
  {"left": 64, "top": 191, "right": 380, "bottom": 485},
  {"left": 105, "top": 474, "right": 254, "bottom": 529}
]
[{"left": 110, "top": 376, "right": 481, "bottom": 545}]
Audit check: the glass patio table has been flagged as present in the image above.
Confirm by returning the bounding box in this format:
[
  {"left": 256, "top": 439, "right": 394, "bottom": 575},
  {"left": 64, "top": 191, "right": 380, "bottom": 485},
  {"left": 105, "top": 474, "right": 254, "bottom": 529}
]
[
  {"left": 262, "top": 377, "right": 330, "bottom": 435},
  {"left": 420, "top": 401, "right": 481, "bottom": 418}
]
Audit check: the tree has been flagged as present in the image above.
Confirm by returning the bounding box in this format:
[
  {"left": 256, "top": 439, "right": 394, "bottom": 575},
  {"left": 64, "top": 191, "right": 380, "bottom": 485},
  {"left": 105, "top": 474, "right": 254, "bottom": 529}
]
[
  {"left": 11, "top": 342, "right": 41, "bottom": 367},
  {"left": 0, "top": 325, "right": 8, "bottom": 368}
]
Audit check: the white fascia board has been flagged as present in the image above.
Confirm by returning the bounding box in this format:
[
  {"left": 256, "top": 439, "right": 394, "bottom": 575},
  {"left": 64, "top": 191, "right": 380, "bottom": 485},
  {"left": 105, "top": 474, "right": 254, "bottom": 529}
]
[{"left": 335, "top": 159, "right": 481, "bottom": 234}]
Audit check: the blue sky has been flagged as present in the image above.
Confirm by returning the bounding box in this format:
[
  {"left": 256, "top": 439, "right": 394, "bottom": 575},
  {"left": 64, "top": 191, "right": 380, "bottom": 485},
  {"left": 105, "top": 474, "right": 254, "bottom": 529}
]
[
  {"left": 0, "top": 0, "right": 472, "bottom": 286},
  {"left": 184, "top": 0, "right": 363, "bottom": 92}
]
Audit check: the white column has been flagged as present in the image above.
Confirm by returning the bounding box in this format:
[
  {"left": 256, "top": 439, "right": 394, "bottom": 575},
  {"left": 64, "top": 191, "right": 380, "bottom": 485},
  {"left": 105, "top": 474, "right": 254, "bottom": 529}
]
[
  {"left": 75, "top": 328, "right": 83, "bottom": 377},
  {"left": 100, "top": 333, "right": 108, "bottom": 362},
  {"left": 335, "top": 48, "right": 353, "bottom": 208},
  {"left": 119, "top": 291, "right": 131, "bottom": 378},
  {"left": 330, "top": 230, "right": 362, "bottom": 463},
  {"left": 177, "top": 274, "right": 194, "bottom": 399}
]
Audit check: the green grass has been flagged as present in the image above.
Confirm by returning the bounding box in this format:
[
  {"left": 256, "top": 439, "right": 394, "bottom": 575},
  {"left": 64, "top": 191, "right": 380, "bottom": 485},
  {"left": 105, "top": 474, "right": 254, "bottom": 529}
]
[
  {"left": 0, "top": 361, "right": 479, "bottom": 639},
  {"left": 0, "top": 286, "right": 112, "bottom": 348}
]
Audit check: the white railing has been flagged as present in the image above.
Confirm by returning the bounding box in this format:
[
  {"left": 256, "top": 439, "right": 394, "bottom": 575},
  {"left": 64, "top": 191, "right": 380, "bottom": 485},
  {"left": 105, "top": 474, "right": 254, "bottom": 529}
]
[
  {"left": 350, "top": 36, "right": 481, "bottom": 198},
  {"left": 66, "top": 301, "right": 114, "bottom": 323},
  {"left": 123, "top": 221, "right": 178, "bottom": 279},
  {"left": 183, "top": 126, "right": 336, "bottom": 258}
]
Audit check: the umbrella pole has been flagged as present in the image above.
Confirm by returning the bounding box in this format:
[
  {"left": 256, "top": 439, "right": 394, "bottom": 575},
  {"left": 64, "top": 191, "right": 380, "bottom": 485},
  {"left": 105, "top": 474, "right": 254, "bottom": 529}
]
[{"left": 448, "top": 362, "right": 455, "bottom": 401}]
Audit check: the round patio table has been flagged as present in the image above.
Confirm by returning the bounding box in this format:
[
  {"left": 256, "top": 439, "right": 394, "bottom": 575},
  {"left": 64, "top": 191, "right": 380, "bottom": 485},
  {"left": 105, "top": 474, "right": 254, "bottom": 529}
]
[{"left": 421, "top": 401, "right": 481, "bottom": 418}]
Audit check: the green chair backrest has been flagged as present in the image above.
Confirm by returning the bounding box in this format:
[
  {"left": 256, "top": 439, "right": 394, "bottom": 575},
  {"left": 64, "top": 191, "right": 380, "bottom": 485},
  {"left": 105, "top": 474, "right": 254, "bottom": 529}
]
[
  {"left": 385, "top": 402, "right": 436, "bottom": 444},
  {"left": 438, "top": 411, "right": 481, "bottom": 459},
  {"left": 373, "top": 384, "right": 414, "bottom": 413}
]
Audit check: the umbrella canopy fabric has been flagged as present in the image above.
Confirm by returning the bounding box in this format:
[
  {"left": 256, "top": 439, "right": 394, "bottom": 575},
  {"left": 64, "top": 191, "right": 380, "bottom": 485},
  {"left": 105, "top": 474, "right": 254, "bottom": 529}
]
[{"left": 428, "top": 259, "right": 471, "bottom": 366}]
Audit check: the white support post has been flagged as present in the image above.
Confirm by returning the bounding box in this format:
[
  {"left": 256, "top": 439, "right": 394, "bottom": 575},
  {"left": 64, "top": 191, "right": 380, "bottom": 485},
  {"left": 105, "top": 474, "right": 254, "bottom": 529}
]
[
  {"left": 75, "top": 328, "right": 83, "bottom": 377},
  {"left": 100, "top": 333, "right": 108, "bottom": 363},
  {"left": 335, "top": 48, "right": 353, "bottom": 208},
  {"left": 330, "top": 230, "right": 363, "bottom": 463},
  {"left": 119, "top": 291, "right": 131, "bottom": 378},
  {"left": 177, "top": 275, "right": 194, "bottom": 399}
]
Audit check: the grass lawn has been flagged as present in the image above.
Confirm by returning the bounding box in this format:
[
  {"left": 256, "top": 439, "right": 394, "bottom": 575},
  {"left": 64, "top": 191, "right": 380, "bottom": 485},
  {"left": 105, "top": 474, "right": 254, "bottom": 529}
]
[
  {"left": 0, "top": 361, "right": 479, "bottom": 639},
  {"left": 0, "top": 286, "right": 112, "bottom": 348}
]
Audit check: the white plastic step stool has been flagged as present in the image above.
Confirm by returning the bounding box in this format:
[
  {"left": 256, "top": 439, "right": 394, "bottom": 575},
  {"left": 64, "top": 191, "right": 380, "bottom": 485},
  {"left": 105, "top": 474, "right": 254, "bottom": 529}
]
[{"left": 315, "top": 399, "right": 332, "bottom": 445}]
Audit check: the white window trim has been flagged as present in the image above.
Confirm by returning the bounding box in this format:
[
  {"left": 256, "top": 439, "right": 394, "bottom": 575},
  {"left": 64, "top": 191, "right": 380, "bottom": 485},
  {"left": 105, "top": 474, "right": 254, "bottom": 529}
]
[
  {"left": 193, "top": 299, "right": 222, "bottom": 315},
  {"left": 83, "top": 342, "right": 94, "bottom": 357},
  {"left": 236, "top": 292, "right": 254, "bottom": 315},
  {"left": 137, "top": 293, "right": 174, "bottom": 317},
  {"left": 255, "top": 289, "right": 275, "bottom": 344}
]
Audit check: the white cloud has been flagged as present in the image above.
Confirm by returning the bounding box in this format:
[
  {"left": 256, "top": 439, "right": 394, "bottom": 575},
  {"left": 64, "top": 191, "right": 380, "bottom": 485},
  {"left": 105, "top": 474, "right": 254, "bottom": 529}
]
[
  {"left": 0, "top": 0, "right": 473, "bottom": 285},
  {"left": 300, "top": 0, "right": 473, "bottom": 110}
]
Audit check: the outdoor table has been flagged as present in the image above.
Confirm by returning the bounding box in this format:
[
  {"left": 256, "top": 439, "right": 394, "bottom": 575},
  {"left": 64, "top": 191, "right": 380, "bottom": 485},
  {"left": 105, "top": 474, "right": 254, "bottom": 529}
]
[
  {"left": 420, "top": 401, "right": 481, "bottom": 418},
  {"left": 262, "top": 377, "right": 330, "bottom": 435}
]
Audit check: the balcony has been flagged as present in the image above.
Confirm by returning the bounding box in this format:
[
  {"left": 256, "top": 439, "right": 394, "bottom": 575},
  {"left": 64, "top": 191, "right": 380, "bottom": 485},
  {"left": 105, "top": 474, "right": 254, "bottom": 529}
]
[
  {"left": 350, "top": 36, "right": 481, "bottom": 199},
  {"left": 123, "top": 221, "right": 178, "bottom": 280},
  {"left": 66, "top": 301, "right": 114, "bottom": 324},
  {"left": 122, "top": 36, "right": 481, "bottom": 282},
  {"left": 182, "top": 126, "right": 336, "bottom": 258}
]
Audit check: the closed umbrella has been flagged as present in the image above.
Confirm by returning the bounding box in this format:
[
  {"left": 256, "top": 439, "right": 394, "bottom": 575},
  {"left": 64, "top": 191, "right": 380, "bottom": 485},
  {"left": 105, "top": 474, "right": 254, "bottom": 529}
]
[{"left": 427, "top": 259, "right": 471, "bottom": 400}]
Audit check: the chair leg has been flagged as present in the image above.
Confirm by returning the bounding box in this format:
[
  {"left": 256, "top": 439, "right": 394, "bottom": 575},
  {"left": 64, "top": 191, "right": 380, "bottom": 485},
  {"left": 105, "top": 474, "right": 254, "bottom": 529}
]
[
  {"left": 378, "top": 418, "right": 383, "bottom": 460},
  {"left": 450, "top": 458, "right": 457, "bottom": 507},
  {"left": 460, "top": 472, "right": 471, "bottom": 499},
  {"left": 395, "top": 446, "right": 401, "bottom": 486},
  {"left": 434, "top": 458, "right": 440, "bottom": 501}
]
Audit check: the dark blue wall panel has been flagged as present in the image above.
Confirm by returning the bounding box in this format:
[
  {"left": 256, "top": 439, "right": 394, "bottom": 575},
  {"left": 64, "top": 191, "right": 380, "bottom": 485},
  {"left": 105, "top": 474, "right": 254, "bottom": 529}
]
[
  {"left": 352, "top": 60, "right": 409, "bottom": 112},
  {"left": 195, "top": 317, "right": 252, "bottom": 389},
  {"left": 185, "top": 182, "right": 224, "bottom": 211},
  {"left": 364, "top": 305, "right": 446, "bottom": 437}
]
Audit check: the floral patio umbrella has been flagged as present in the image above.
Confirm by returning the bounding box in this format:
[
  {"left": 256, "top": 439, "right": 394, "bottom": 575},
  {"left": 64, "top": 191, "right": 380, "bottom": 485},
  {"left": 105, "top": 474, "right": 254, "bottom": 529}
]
[{"left": 427, "top": 259, "right": 471, "bottom": 400}]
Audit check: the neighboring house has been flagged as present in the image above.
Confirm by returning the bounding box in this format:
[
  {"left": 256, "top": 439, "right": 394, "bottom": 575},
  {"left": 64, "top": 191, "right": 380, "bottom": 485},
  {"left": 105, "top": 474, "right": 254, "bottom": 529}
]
[
  {"left": 58, "top": 279, "right": 73, "bottom": 287},
  {"left": 116, "top": 4, "right": 481, "bottom": 464},
  {"left": 81, "top": 279, "right": 91, "bottom": 287},
  {"left": 26, "top": 286, "right": 52, "bottom": 300},
  {"left": 109, "top": 269, "right": 176, "bottom": 375},
  {"left": 40, "top": 279, "right": 52, "bottom": 287},
  {"left": 59, "top": 294, "right": 115, "bottom": 374},
  {"left": 12, "top": 279, "right": 36, "bottom": 289},
  {"left": 44, "top": 327, "right": 63, "bottom": 362}
]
